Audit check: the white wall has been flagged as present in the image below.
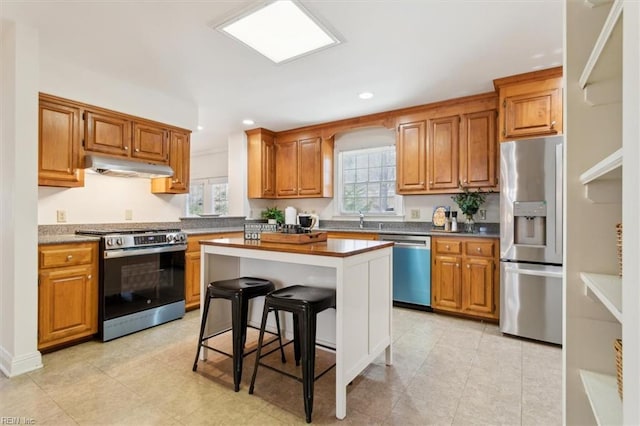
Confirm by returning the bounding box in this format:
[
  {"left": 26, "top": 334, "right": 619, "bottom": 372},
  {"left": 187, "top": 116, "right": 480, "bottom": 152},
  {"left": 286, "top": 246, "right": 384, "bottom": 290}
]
[
  {"left": 190, "top": 149, "right": 228, "bottom": 180},
  {"left": 227, "top": 132, "right": 249, "bottom": 217},
  {"left": 38, "top": 173, "right": 184, "bottom": 225},
  {"left": 0, "top": 19, "right": 43, "bottom": 377},
  {"left": 37, "top": 52, "right": 198, "bottom": 225}
]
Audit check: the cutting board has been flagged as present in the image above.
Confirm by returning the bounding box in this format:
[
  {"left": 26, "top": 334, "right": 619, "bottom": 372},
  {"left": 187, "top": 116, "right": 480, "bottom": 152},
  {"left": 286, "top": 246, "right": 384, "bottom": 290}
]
[{"left": 260, "top": 231, "right": 327, "bottom": 244}]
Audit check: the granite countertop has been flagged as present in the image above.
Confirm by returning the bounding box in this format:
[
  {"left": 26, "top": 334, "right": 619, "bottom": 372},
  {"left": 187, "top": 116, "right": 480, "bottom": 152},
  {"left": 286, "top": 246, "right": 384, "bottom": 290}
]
[
  {"left": 184, "top": 227, "right": 244, "bottom": 236},
  {"left": 38, "top": 234, "right": 101, "bottom": 245},
  {"left": 201, "top": 237, "right": 394, "bottom": 258},
  {"left": 317, "top": 227, "right": 499, "bottom": 239}
]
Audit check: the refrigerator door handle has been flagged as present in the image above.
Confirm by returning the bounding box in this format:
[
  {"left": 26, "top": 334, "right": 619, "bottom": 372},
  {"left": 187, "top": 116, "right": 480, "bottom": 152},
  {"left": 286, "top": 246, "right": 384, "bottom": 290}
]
[
  {"left": 504, "top": 265, "right": 564, "bottom": 279},
  {"left": 555, "top": 143, "right": 563, "bottom": 259}
]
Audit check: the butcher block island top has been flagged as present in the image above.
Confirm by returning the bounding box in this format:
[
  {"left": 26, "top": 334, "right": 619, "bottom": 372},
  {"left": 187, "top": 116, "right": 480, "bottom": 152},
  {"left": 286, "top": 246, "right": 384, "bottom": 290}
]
[{"left": 199, "top": 236, "right": 393, "bottom": 258}]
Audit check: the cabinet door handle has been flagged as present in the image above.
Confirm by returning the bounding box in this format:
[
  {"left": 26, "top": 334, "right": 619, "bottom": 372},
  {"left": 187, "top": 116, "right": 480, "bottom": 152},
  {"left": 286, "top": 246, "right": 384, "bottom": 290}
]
[{"left": 66, "top": 255, "right": 73, "bottom": 261}]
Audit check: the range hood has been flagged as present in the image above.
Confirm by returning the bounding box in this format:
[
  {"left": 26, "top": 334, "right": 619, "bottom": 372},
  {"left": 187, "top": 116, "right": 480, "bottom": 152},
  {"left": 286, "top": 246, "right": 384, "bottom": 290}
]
[{"left": 85, "top": 155, "right": 174, "bottom": 178}]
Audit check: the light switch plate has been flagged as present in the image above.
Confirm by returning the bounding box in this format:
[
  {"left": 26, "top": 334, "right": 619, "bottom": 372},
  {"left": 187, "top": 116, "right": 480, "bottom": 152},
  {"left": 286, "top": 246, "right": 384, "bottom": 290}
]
[
  {"left": 125, "top": 209, "right": 133, "bottom": 220},
  {"left": 410, "top": 209, "right": 420, "bottom": 219}
]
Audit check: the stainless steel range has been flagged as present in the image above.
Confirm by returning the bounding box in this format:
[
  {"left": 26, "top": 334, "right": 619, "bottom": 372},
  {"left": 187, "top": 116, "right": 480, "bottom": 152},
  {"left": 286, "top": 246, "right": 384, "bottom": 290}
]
[{"left": 76, "top": 228, "right": 187, "bottom": 341}]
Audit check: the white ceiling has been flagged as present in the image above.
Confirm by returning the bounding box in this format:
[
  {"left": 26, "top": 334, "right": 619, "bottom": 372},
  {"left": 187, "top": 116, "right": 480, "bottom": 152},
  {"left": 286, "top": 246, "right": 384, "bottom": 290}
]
[{"left": 1, "top": 0, "right": 563, "bottom": 154}]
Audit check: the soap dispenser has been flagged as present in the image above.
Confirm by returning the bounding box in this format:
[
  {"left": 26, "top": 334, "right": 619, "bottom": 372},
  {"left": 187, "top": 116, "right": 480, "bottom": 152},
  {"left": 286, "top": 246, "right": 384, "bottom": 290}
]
[{"left": 451, "top": 211, "right": 458, "bottom": 232}]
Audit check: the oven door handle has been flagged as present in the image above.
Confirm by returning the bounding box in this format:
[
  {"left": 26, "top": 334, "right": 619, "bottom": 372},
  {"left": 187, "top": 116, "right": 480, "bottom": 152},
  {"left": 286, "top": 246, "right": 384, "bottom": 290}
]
[{"left": 104, "top": 244, "right": 187, "bottom": 259}]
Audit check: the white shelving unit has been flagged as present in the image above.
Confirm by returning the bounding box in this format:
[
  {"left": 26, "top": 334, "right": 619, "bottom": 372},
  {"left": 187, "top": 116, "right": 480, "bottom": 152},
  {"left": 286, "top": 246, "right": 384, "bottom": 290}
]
[
  {"left": 580, "top": 272, "right": 622, "bottom": 323},
  {"left": 567, "top": 0, "right": 640, "bottom": 424},
  {"left": 579, "top": 370, "right": 623, "bottom": 426},
  {"left": 579, "top": 148, "right": 622, "bottom": 184}
]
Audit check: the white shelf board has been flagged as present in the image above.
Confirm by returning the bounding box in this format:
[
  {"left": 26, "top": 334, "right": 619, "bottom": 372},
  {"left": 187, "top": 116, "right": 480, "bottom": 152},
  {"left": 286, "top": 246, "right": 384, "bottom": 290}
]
[
  {"left": 579, "top": 148, "right": 623, "bottom": 184},
  {"left": 579, "top": 0, "right": 623, "bottom": 89},
  {"left": 579, "top": 370, "right": 622, "bottom": 425},
  {"left": 581, "top": 272, "right": 622, "bottom": 323}
]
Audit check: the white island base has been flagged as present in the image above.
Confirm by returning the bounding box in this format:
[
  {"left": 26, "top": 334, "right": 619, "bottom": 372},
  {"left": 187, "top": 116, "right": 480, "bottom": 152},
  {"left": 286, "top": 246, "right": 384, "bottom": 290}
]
[{"left": 198, "top": 238, "right": 394, "bottom": 419}]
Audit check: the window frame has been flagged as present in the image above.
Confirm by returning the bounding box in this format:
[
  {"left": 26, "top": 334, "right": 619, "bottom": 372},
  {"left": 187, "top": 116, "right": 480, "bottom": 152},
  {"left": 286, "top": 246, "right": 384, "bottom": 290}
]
[
  {"left": 336, "top": 145, "right": 403, "bottom": 217},
  {"left": 185, "top": 177, "right": 229, "bottom": 216}
]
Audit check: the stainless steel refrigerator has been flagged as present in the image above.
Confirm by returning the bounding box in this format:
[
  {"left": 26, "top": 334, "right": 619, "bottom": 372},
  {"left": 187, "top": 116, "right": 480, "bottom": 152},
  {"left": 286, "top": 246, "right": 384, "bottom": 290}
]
[{"left": 500, "top": 136, "right": 563, "bottom": 345}]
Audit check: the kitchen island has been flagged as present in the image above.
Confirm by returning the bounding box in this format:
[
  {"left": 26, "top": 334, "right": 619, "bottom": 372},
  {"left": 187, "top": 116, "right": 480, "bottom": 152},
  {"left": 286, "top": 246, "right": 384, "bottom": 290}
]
[{"left": 198, "top": 237, "right": 394, "bottom": 420}]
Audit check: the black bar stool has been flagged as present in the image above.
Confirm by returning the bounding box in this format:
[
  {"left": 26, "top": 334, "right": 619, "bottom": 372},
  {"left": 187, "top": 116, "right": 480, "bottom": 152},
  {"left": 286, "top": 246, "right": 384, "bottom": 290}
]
[
  {"left": 193, "top": 277, "right": 285, "bottom": 392},
  {"left": 249, "top": 285, "right": 336, "bottom": 423}
]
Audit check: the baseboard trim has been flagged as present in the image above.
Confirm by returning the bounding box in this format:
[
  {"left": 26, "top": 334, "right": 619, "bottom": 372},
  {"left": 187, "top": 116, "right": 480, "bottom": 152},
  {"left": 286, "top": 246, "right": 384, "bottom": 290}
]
[{"left": 0, "top": 345, "right": 42, "bottom": 377}]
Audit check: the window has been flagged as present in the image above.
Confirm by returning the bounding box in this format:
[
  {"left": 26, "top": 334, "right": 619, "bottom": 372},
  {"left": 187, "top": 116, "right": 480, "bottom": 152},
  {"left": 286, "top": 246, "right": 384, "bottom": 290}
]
[
  {"left": 339, "top": 146, "right": 397, "bottom": 214},
  {"left": 186, "top": 178, "right": 228, "bottom": 216}
]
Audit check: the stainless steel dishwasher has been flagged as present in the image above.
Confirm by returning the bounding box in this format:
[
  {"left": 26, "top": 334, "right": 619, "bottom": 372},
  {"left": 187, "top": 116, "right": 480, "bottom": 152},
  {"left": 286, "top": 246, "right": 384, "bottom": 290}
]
[{"left": 380, "top": 234, "right": 431, "bottom": 311}]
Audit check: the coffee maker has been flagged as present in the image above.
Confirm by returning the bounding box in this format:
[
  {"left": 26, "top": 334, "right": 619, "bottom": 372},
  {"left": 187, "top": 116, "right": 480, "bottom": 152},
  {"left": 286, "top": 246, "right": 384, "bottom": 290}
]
[{"left": 298, "top": 214, "right": 317, "bottom": 232}]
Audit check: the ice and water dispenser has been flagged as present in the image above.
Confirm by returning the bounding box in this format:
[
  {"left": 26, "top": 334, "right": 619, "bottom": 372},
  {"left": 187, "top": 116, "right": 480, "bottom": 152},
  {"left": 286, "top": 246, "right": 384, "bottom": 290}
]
[{"left": 513, "top": 201, "right": 546, "bottom": 246}]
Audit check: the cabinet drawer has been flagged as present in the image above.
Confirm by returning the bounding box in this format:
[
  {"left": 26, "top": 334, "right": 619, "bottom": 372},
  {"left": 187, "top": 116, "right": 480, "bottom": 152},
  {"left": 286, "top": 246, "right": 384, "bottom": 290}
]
[
  {"left": 434, "top": 239, "right": 462, "bottom": 255},
  {"left": 39, "top": 244, "right": 95, "bottom": 268},
  {"left": 464, "top": 241, "right": 495, "bottom": 257}
]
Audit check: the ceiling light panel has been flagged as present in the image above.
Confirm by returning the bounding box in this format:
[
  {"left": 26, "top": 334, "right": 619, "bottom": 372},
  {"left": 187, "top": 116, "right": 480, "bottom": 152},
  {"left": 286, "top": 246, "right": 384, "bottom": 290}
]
[{"left": 218, "top": 1, "right": 340, "bottom": 64}]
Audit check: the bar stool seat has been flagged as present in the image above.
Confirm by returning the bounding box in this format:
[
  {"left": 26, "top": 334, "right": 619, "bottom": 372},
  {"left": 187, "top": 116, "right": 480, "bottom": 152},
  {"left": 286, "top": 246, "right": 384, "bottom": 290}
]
[
  {"left": 249, "top": 285, "right": 336, "bottom": 423},
  {"left": 193, "top": 277, "right": 285, "bottom": 392}
]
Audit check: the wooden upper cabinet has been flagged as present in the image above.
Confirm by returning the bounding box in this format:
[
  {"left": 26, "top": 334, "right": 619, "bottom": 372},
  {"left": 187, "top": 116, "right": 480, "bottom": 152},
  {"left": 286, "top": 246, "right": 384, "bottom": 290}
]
[
  {"left": 274, "top": 134, "right": 333, "bottom": 198},
  {"left": 396, "top": 121, "right": 427, "bottom": 193},
  {"left": 132, "top": 122, "right": 168, "bottom": 163},
  {"left": 427, "top": 115, "right": 460, "bottom": 191},
  {"left": 151, "top": 130, "right": 190, "bottom": 194},
  {"left": 275, "top": 139, "right": 299, "bottom": 197},
  {"left": 246, "top": 128, "right": 276, "bottom": 198},
  {"left": 84, "top": 110, "right": 131, "bottom": 156},
  {"left": 460, "top": 110, "right": 497, "bottom": 188},
  {"left": 298, "top": 137, "right": 322, "bottom": 196},
  {"left": 38, "top": 96, "right": 84, "bottom": 187},
  {"left": 494, "top": 67, "right": 563, "bottom": 141}
]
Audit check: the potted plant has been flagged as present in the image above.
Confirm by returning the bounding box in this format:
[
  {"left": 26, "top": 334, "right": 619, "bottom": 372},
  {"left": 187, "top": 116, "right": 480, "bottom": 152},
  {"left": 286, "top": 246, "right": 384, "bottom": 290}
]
[
  {"left": 261, "top": 206, "right": 284, "bottom": 225},
  {"left": 451, "top": 187, "right": 488, "bottom": 233}
]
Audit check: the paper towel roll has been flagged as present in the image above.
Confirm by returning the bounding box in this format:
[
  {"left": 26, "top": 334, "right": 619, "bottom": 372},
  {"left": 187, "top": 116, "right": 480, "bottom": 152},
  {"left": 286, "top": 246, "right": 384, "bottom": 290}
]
[{"left": 285, "top": 206, "right": 297, "bottom": 225}]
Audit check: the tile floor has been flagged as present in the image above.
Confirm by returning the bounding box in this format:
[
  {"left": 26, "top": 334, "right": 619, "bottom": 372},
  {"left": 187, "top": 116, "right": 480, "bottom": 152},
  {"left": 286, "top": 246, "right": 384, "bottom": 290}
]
[{"left": 0, "top": 308, "right": 561, "bottom": 425}]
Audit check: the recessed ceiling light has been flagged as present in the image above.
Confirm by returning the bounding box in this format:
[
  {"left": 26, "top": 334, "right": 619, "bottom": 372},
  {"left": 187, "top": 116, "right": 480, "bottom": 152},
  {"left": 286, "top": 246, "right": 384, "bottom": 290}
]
[
  {"left": 242, "top": 119, "right": 255, "bottom": 126},
  {"left": 358, "top": 92, "right": 374, "bottom": 100},
  {"left": 218, "top": 0, "right": 340, "bottom": 64},
  {"left": 197, "top": 125, "right": 204, "bottom": 131}
]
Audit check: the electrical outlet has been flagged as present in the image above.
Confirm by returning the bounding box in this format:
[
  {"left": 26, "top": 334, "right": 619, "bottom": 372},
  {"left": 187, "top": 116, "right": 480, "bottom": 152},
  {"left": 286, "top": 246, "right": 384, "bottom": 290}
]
[
  {"left": 56, "top": 210, "right": 67, "bottom": 223},
  {"left": 410, "top": 209, "right": 420, "bottom": 219},
  {"left": 125, "top": 209, "right": 133, "bottom": 220}
]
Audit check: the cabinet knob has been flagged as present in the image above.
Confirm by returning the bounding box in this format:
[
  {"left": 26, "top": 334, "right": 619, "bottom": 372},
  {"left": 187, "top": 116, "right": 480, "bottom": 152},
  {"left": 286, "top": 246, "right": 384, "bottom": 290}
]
[
  {"left": 87, "top": 275, "right": 92, "bottom": 280},
  {"left": 429, "top": 181, "right": 434, "bottom": 185},
  {"left": 66, "top": 255, "right": 73, "bottom": 261},
  {"left": 446, "top": 245, "right": 450, "bottom": 250},
  {"left": 550, "top": 120, "right": 556, "bottom": 128},
  {"left": 467, "top": 264, "right": 471, "bottom": 269},
  {"left": 476, "top": 247, "right": 481, "bottom": 253},
  {"left": 463, "top": 179, "right": 467, "bottom": 184},
  {"left": 124, "top": 146, "right": 129, "bottom": 151},
  {"left": 456, "top": 264, "right": 460, "bottom": 268},
  {"left": 135, "top": 148, "right": 140, "bottom": 152},
  {"left": 172, "top": 179, "right": 178, "bottom": 183}
]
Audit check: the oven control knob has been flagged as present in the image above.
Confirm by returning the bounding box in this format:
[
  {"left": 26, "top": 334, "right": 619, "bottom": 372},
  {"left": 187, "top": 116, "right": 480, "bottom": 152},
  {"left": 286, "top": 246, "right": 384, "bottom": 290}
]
[
  {"left": 167, "top": 234, "right": 176, "bottom": 243},
  {"left": 178, "top": 234, "right": 186, "bottom": 242},
  {"left": 116, "top": 238, "right": 123, "bottom": 246},
  {"left": 106, "top": 239, "right": 113, "bottom": 246}
]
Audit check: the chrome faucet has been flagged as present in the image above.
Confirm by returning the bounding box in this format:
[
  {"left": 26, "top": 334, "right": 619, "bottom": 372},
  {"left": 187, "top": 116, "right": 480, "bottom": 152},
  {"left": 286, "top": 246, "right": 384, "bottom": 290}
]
[{"left": 359, "top": 210, "right": 364, "bottom": 229}]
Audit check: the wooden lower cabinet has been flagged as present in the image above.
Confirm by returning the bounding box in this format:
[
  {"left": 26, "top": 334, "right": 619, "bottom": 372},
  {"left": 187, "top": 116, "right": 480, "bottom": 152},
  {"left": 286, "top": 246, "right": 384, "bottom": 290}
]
[
  {"left": 431, "top": 236, "right": 499, "bottom": 320},
  {"left": 38, "top": 242, "right": 98, "bottom": 350},
  {"left": 185, "top": 232, "right": 242, "bottom": 310}
]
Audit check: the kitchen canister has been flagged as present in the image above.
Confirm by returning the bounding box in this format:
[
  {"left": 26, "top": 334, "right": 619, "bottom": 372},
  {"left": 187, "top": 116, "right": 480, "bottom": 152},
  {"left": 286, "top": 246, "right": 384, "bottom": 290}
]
[{"left": 285, "top": 206, "right": 297, "bottom": 225}]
